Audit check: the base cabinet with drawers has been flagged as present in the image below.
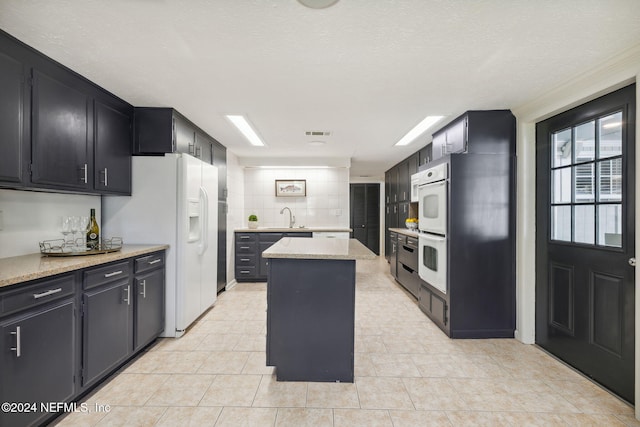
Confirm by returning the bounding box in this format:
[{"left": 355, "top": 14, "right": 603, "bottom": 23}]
[
  {"left": 389, "top": 230, "right": 420, "bottom": 299},
  {"left": 235, "top": 232, "right": 312, "bottom": 282},
  {"left": 0, "top": 275, "right": 77, "bottom": 427},
  {"left": 0, "top": 249, "right": 165, "bottom": 426}
]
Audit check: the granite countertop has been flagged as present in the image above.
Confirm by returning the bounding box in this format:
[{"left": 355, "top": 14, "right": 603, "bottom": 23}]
[
  {"left": 262, "top": 237, "right": 376, "bottom": 260},
  {"left": 388, "top": 227, "right": 420, "bottom": 238},
  {"left": 0, "top": 244, "right": 169, "bottom": 289},
  {"left": 235, "top": 227, "right": 352, "bottom": 233}
]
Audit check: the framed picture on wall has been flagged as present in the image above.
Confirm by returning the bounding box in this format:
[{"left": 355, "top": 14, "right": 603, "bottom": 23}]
[{"left": 275, "top": 180, "right": 306, "bottom": 197}]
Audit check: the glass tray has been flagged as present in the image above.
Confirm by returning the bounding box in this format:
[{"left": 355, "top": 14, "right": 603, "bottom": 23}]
[{"left": 39, "top": 237, "right": 123, "bottom": 257}]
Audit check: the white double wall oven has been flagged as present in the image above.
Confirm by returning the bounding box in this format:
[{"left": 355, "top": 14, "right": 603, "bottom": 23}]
[{"left": 416, "top": 163, "right": 448, "bottom": 295}]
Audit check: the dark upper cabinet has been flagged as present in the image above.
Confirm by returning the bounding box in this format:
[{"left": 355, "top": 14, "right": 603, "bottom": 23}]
[
  {"left": 0, "top": 30, "right": 134, "bottom": 195},
  {"left": 94, "top": 100, "right": 132, "bottom": 195},
  {"left": 0, "top": 51, "right": 25, "bottom": 184},
  {"left": 432, "top": 116, "right": 467, "bottom": 161},
  {"left": 418, "top": 144, "right": 432, "bottom": 168},
  {"left": 31, "top": 69, "right": 92, "bottom": 191},
  {"left": 134, "top": 107, "right": 219, "bottom": 164},
  {"left": 431, "top": 110, "right": 515, "bottom": 161},
  {"left": 212, "top": 140, "right": 227, "bottom": 200}
]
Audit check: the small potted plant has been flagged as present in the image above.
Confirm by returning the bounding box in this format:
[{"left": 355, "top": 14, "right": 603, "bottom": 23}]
[{"left": 248, "top": 214, "right": 259, "bottom": 229}]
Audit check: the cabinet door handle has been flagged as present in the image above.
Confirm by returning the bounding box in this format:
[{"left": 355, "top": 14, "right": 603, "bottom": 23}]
[
  {"left": 240, "top": 246, "right": 250, "bottom": 250},
  {"left": 33, "top": 288, "right": 62, "bottom": 299},
  {"left": 240, "top": 236, "right": 251, "bottom": 240},
  {"left": 80, "top": 163, "right": 88, "bottom": 184},
  {"left": 100, "top": 168, "right": 109, "bottom": 186},
  {"left": 104, "top": 270, "right": 123, "bottom": 278},
  {"left": 140, "top": 280, "right": 146, "bottom": 298},
  {"left": 241, "top": 258, "right": 250, "bottom": 262},
  {"left": 124, "top": 285, "right": 131, "bottom": 305},
  {"left": 149, "top": 259, "right": 162, "bottom": 265},
  {"left": 10, "top": 326, "right": 21, "bottom": 358}
]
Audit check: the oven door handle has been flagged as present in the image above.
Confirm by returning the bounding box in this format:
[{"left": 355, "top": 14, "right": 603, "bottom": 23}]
[{"left": 420, "top": 234, "right": 446, "bottom": 243}]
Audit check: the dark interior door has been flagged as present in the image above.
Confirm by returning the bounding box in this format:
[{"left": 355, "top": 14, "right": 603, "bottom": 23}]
[
  {"left": 536, "top": 84, "right": 635, "bottom": 403},
  {"left": 350, "top": 183, "right": 380, "bottom": 255}
]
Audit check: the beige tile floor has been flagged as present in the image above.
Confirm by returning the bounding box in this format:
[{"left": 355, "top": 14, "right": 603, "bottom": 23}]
[{"left": 55, "top": 257, "right": 638, "bottom": 426}]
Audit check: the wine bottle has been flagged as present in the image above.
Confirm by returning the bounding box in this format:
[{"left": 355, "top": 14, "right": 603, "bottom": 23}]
[{"left": 86, "top": 208, "right": 100, "bottom": 249}]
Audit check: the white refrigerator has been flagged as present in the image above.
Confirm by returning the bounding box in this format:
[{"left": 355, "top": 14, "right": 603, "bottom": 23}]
[{"left": 102, "top": 153, "right": 218, "bottom": 337}]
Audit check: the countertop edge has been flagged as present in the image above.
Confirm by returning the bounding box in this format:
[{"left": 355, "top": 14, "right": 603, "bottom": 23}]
[
  {"left": 235, "top": 228, "right": 352, "bottom": 233},
  {"left": 263, "top": 238, "right": 376, "bottom": 261},
  {"left": 388, "top": 227, "right": 420, "bottom": 237},
  {"left": 0, "top": 244, "right": 169, "bottom": 289}
]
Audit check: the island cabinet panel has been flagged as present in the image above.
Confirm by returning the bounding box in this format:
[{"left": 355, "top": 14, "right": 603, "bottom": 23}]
[
  {"left": 267, "top": 258, "right": 355, "bottom": 382},
  {"left": 0, "top": 50, "right": 25, "bottom": 184},
  {"left": 0, "top": 275, "right": 77, "bottom": 427}
]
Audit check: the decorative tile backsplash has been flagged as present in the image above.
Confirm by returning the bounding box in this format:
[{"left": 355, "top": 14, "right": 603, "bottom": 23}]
[{"left": 243, "top": 168, "right": 350, "bottom": 228}]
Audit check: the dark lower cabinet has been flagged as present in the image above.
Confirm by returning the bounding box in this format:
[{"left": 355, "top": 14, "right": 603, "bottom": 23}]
[
  {"left": 82, "top": 279, "right": 132, "bottom": 387},
  {"left": 235, "top": 232, "right": 312, "bottom": 282},
  {"left": 389, "top": 231, "right": 398, "bottom": 278},
  {"left": 391, "top": 232, "right": 419, "bottom": 298},
  {"left": 134, "top": 255, "right": 165, "bottom": 351},
  {"left": 419, "top": 281, "right": 448, "bottom": 331},
  {"left": 0, "top": 250, "right": 166, "bottom": 426},
  {"left": 0, "top": 276, "right": 76, "bottom": 427}
]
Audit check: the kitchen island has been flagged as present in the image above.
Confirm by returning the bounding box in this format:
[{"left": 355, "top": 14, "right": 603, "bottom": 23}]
[{"left": 262, "top": 237, "right": 376, "bottom": 382}]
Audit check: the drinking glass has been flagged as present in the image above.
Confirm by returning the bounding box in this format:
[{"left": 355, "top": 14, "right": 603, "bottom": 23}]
[
  {"left": 60, "top": 217, "right": 72, "bottom": 247},
  {"left": 69, "top": 216, "right": 80, "bottom": 249},
  {"left": 79, "top": 216, "right": 89, "bottom": 250}
]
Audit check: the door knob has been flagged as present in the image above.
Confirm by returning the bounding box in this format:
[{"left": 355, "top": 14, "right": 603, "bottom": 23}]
[{"left": 629, "top": 257, "right": 636, "bottom": 267}]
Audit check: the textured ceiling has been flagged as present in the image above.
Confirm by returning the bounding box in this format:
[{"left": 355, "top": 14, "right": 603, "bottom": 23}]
[{"left": 1, "top": 0, "right": 639, "bottom": 177}]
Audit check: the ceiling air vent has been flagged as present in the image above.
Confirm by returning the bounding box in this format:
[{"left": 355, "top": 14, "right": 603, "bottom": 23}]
[{"left": 305, "top": 131, "right": 331, "bottom": 136}]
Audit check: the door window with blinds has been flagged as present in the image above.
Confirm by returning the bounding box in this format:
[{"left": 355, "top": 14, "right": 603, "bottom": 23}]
[{"left": 550, "top": 111, "right": 623, "bottom": 247}]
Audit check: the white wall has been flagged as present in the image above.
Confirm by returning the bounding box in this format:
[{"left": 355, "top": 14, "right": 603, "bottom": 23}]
[
  {"left": 243, "top": 167, "right": 350, "bottom": 228},
  {"left": 225, "top": 152, "right": 245, "bottom": 287},
  {"left": 0, "top": 189, "right": 100, "bottom": 258}
]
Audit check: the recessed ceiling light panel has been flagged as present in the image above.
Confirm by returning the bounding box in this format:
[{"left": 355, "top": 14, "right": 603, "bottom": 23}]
[
  {"left": 297, "top": 0, "right": 340, "bottom": 9},
  {"left": 226, "top": 115, "right": 265, "bottom": 147},
  {"left": 395, "top": 115, "right": 445, "bottom": 147}
]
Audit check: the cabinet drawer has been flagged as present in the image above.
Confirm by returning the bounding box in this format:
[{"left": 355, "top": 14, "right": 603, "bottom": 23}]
[
  {"left": 396, "top": 263, "right": 419, "bottom": 298},
  {"left": 134, "top": 252, "right": 165, "bottom": 273},
  {"left": 236, "top": 254, "right": 256, "bottom": 267},
  {"left": 84, "top": 260, "right": 130, "bottom": 290},
  {"left": 259, "top": 233, "right": 283, "bottom": 243},
  {"left": 236, "top": 242, "right": 256, "bottom": 254},
  {"left": 398, "top": 242, "right": 418, "bottom": 271},
  {"left": 235, "top": 233, "right": 257, "bottom": 243},
  {"left": 1, "top": 274, "right": 75, "bottom": 316},
  {"left": 235, "top": 267, "right": 256, "bottom": 279}
]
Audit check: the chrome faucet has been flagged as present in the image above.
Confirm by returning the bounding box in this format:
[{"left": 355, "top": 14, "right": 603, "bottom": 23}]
[{"left": 280, "top": 207, "right": 295, "bottom": 228}]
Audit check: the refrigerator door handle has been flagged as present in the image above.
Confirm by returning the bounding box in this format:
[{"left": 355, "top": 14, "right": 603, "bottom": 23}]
[{"left": 198, "top": 186, "right": 209, "bottom": 256}]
